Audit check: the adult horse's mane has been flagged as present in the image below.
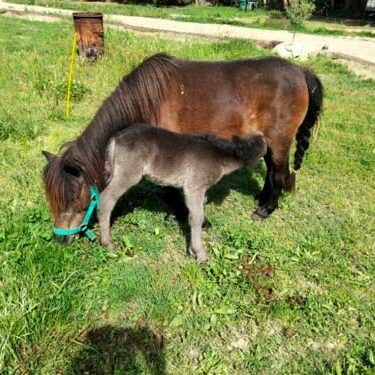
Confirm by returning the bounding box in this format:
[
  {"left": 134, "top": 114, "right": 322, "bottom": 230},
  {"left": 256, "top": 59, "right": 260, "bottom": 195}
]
[
  {"left": 71, "top": 52, "right": 178, "bottom": 186},
  {"left": 44, "top": 53, "right": 178, "bottom": 214}
]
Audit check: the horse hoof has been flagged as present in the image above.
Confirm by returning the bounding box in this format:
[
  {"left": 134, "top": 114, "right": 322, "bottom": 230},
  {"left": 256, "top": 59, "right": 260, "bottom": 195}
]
[
  {"left": 187, "top": 246, "right": 195, "bottom": 258},
  {"left": 107, "top": 251, "right": 118, "bottom": 258},
  {"left": 251, "top": 208, "right": 269, "bottom": 221},
  {"left": 104, "top": 242, "right": 118, "bottom": 254},
  {"left": 251, "top": 212, "right": 265, "bottom": 221},
  {"left": 196, "top": 254, "right": 208, "bottom": 263}
]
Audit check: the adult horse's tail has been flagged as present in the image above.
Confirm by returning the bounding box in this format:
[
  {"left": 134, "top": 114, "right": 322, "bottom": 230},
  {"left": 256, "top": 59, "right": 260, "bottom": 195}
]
[{"left": 293, "top": 69, "right": 324, "bottom": 172}]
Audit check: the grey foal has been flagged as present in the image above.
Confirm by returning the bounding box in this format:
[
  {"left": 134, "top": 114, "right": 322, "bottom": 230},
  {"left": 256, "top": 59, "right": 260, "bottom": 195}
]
[{"left": 98, "top": 124, "right": 267, "bottom": 262}]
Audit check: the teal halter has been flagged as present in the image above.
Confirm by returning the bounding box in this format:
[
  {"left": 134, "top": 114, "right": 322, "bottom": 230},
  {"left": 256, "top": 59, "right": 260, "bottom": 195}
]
[{"left": 52, "top": 185, "right": 100, "bottom": 241}]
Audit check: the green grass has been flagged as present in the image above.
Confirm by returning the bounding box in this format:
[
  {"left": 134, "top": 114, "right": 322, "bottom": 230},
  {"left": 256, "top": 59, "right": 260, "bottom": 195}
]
[
  {"left": 5, "top": 0, "right": 375, "bottom": 38},
  {"left": 1, "top": 16, "right": 375, "bottom": 375}
]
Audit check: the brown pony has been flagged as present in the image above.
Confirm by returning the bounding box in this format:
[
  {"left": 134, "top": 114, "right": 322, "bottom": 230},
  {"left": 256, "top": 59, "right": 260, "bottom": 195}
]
[{"left": 43, "top": 53, "right": 323, "bottom": 236}]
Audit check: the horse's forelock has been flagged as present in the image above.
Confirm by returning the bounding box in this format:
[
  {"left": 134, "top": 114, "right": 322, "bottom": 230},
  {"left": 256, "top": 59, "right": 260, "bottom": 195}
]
[{"left": 43, "top": 156, "right": 75, "bottom": 217}]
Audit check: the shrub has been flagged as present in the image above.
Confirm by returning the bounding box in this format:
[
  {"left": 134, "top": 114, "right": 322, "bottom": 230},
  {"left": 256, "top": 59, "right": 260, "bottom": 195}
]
[{"left": 286, "top": 0, "right": 315, "bottom": 27}]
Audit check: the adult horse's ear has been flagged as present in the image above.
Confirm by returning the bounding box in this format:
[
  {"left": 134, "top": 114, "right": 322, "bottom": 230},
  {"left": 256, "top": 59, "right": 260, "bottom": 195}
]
[{"left": 42, "top": 150, "right": 57, "bottom": 163}]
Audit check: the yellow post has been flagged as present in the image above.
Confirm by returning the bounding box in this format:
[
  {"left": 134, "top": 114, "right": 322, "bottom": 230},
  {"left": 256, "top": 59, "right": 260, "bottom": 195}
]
[{"left": 66, "top": 32, "right": 77, "bottom": 118}]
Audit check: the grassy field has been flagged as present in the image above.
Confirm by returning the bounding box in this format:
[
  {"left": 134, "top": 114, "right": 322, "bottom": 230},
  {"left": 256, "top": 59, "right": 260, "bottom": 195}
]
[
  {"left": 4, "top": 0, "right": 375, "bottom": 38},
  {"left": 1, "top": 16, "right": 375, "bottom": 375}
]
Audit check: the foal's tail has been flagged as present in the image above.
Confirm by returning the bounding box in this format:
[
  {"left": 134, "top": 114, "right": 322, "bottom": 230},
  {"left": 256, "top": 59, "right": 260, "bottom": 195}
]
[
  {"left": 198, "top": 133, "right": 267, "bottom": 167},
  {"left": 293, "top": 69, "right": 324, "bottom": 172}
]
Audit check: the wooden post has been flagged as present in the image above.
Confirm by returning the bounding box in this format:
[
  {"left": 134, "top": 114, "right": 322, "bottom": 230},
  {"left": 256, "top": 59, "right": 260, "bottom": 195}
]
[{"left": 73, "top": 12, "right": 104, "bottom": 61}]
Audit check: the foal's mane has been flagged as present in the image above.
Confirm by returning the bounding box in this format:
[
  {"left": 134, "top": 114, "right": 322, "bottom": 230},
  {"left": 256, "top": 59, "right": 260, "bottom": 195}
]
[{"left": 44, "top": 53, "right": 178, "bottom": 215}]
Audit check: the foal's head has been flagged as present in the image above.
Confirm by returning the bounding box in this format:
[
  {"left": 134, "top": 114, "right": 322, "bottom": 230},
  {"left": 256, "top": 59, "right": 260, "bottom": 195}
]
[{"left": 42, "top": 151, "right": 91, "bottom": 243}]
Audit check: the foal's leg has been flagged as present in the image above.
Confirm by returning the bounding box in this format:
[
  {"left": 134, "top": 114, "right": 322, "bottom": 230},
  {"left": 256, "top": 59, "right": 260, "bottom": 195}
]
[
  {"left": 253, "top": 143, "right": 293, "bottom": 220},
  {"left": 98, "top": 172, "right": 142, "bottom": 253},
  {"left": 184, "top": 188, "right": 207, "bottom": 263}
]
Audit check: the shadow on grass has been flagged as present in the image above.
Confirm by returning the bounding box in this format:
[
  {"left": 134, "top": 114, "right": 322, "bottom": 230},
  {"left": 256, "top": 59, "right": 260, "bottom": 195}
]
[
  {"left": 207, "top": 166, "right": 263, "bottom": 206},
  {"left": 105, "top": 166, "right": 264, "bottom": 251},
  {"left": 111, "top": 166, "right": 264, "bottom": 222},
  {"left": 67, "top": 325, "right": 166, "bottom": 375},
  {"left": 83, "top": 166, "right": 263, "bottom": 255}
]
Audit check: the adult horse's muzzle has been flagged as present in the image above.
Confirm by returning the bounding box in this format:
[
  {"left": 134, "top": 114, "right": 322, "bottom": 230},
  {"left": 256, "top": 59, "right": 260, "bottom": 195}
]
[
  {"left": 54, "top": 233, "right": 71, "bottom": 245},
  {"left": 52, "top": 186, "right": 100, "bottom": 243}
]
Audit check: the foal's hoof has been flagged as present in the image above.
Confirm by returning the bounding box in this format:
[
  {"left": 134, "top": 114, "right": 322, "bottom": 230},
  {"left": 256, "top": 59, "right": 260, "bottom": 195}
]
[
  {"left": 188, "top": 247, "right": 208, "bottom": 263},
  {"left": 196, "top": 254, "right": 208, "bottom": 264},
  {"left": 251, "top": 207, "right": 269, "bottom": 221},
  {"left": 104, "top": 242, "right": 118, "bottom": 256}
]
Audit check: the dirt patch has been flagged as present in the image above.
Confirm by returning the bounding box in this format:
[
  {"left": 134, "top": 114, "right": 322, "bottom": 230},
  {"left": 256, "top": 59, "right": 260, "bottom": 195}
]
[{"left": 1, "top": 10, "right": 63, "bottom": 23}]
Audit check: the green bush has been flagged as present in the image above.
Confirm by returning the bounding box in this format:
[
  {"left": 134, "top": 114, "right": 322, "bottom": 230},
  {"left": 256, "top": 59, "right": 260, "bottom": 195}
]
[{"left": 286, "top": 0, "right": 315, "bottom": 27}]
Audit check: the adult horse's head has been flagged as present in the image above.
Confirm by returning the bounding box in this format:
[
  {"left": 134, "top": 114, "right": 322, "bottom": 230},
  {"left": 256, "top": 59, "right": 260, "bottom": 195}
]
[
  {"left": 42, "top": 150, "right": 91, "bottom": 244},
  {"left": 40, "top": 53, "right": 177, "bottom": 243}
]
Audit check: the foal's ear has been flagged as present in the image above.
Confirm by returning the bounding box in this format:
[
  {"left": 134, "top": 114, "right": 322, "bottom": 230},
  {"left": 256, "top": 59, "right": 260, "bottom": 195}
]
[{"left": 42, "top": 150, "right": 57, "bottom": 163}]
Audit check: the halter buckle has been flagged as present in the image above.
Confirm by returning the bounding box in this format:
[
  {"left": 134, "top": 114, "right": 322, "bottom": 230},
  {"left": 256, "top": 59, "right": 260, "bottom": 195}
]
[{"left": 80, "top": 224, "right": 88, "bottom": 232}]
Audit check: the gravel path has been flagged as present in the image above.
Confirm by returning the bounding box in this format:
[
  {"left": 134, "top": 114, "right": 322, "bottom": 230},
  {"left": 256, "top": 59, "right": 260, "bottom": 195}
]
[{"left": 1, "top": 1, "right": 375, "bottom": 65}]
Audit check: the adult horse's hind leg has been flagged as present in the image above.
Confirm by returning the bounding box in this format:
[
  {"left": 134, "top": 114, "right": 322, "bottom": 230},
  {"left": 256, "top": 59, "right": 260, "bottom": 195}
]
[
  {"left": 252, "top": 142, "right": 294, "bottom": 220},
  {"left": 184, "top": 187, "right": 208, "bottom": 263}
]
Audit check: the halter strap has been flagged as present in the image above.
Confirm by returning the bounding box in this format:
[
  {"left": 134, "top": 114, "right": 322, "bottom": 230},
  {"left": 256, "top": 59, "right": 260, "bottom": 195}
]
[{"left": 52, "top": 185, "right": 100, "bottom": 241}]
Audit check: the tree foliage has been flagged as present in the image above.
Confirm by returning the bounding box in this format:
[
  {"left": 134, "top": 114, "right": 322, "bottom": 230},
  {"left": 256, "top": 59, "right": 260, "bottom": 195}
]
[{"left": 286, "top": 0, "right": 315, "bottom": 26}]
